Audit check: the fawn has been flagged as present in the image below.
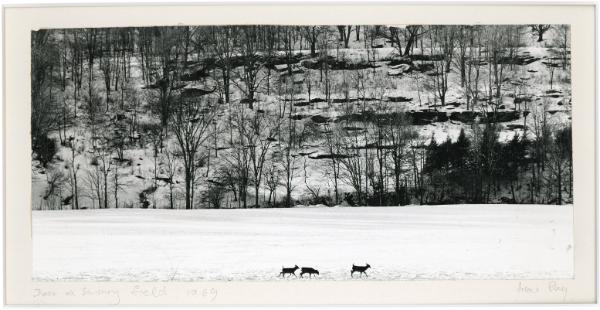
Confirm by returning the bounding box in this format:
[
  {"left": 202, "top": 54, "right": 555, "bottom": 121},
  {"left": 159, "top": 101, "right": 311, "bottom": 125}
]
[
  {"left": 300, "top": 267, "right": 319, "bottom": 278},
  {"left": 351, "top": 263, "right": 371, "bottom": 277},
  {"left": 279, "top": 265, "right": 299, "bottom": 277}
]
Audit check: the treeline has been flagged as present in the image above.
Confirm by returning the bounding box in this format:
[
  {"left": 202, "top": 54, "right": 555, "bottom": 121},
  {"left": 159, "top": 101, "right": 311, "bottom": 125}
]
[
  {"left": 420, "top": 124, "right": 571, "bottom": 205},
  {"left": 31, "top": 25, "right": 571, "bottom": 210},
  {"left": 294, "top": 111, "right": 572, "bottom": 207}
]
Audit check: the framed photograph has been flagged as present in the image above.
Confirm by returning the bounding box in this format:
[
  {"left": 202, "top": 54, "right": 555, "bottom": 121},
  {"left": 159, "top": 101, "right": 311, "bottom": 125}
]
[{"left": 4, "top": 2, "right": 596, "bottom": 305}]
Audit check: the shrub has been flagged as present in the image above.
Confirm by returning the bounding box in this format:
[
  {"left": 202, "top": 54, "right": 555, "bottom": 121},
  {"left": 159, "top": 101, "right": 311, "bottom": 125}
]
[
  {"left": 34, "top": 135, "right": 57, "bottom": 167},
  {"left": 206, "top": 183, "right": 226, "bottom": 209}
]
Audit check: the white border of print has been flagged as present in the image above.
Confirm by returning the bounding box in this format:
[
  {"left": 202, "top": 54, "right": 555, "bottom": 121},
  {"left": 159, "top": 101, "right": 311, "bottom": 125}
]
[{"left": 3, "top": 0, "right": 597, "bottom": 305}]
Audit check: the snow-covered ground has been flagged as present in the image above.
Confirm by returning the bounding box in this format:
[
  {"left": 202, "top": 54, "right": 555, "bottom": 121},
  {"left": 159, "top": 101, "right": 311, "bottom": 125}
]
[{"left": 32, "top": 205, "right": 573, "bottom": 281}]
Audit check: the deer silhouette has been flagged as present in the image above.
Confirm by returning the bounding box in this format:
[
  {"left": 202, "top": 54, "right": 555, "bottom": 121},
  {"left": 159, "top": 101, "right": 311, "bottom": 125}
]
[
  {"left": 300, "top": 267, "right": 319, "bottom": 278},
  {"left": 351, "top": 263, "right": 371, "bottom": 278},
  {"left": 279, "top": 265, "right": 299, "bottom": 277}
]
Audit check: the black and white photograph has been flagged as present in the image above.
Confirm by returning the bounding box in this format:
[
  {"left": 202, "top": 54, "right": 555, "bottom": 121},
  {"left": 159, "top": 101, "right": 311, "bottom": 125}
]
[{"left": 29, "top": 23, "right": 577, "bottom": 283}]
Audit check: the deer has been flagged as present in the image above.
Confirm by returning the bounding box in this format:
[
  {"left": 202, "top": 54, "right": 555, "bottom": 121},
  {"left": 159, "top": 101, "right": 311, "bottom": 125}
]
[
  {"left": 279, "top": 265, "right": 299, "bottom": 277},
  {"left": 300, "top": 267, "right": 319, "bottom": 278},
  {"left": 351, "top": 263, "right": 371, "bottom": 278}
]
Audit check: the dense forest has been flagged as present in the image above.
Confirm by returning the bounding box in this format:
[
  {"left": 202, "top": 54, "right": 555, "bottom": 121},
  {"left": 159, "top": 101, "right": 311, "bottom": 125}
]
[{"left": 31, "top": 24, "right": 572, "bottom": 210}]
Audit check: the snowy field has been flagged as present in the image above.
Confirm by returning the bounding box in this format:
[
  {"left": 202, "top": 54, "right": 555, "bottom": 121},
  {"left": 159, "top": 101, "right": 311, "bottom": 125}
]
[{"left": 32, "top": 205, "right": 573, "bottom": 281}]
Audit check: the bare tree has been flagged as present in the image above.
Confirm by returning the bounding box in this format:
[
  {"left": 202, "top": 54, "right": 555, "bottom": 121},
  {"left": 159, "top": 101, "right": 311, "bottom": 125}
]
[
  {"left": 112, "top": 160, "right": 127, "bottom": 209},
  {"left": 67, "top": 135, "right": 83, "bottom": 210},
  {"left": 147, "top": 27, "right": 187, "bottom": 133},
  {"left": 209, "top": 26, "right": 236, "bottom": 104},
  {"left": 322, "top": 123, "right": 343, "bottom": 205},
  {"left": 409, "top": 141, "right": 427, "bottom": 205},
  {"left": 68, "top": 29, "right": 85, "bottom": 115},
  {"left": 547, "top": 59, "right": 557, "bottom": 90},
  {"left": 429, "top": 26, "right": 455, "bottom": 106},
  {"left": 171, "top": 95, "right": 218, "bottom": 209},
  {"left": 554, "top": 25, "right": 570, "bottom": 69},
  {"left": 386, "top": 113, "right": 417, "bottom": 204},
  {"left": 302, "top": 26, "right": 323, "bottom": 57},
  {"left": 162, "top": 147, "right": 180, "bottom": 209},
  {"left": 530, "top": 24, "right": 552, "bottom": 42},
  {"left": 84, "top": 28, "right": 98, "bottom": 103},
  {"left": 336, "top": 25, "right": 353, "bottom": 48},
  {"left": 280, "top": 125, "right": 299, "bottom": 208},
  {"left": 302, "top": 157, "right": 322, "bottom": 203},
  {"left": 142, "top": 122, "right": 164, "bottom": 189},
  {"left": 99, "top": 28, "right": 113, "bottom": 111},
  {"left": 246, "top": 111, "right": 281, "bottom": 207},
  {"left": 264, "top": 162, "right": 281, "bottom": 206},
  {"left": 528, "top": 100, "right": 551, "bottom": 203},
  {"left": 42, "top": 169, "right": 67, "bottom": 210},
  {"left": 337, "top": 70, "right": 369, "bottom": 205},
  {"left": 93, "top": 141, "right": 113, "bottom": 209},
  {"left": 232, "top": 26, "right": 266, "bottom": 110},
  {"left": 453, "top": 25, "right": 470, "bottom": 87},
  {"left": 485, "top": 25, "right": 512, "bottom": 112},
  {"left": 370, "top": 99, "right": 390, "bottom": 206},
  {"left": 464, "top": 26, "right": 482, "bottom": 110},
  {"left": 31, "top": 30, "right": 60, "bottom": 156},
  {"left": 403, "top": 25, "right": 426, "bottom": 56},
  {"left": 224, "top": 105, "right": 252, "bottom": 208},
  {"left": 386, "top": 26, "right": 403, "bottom": 53},
  {"left": 85, "top": 166, "right": 103, "bottom": 209}
]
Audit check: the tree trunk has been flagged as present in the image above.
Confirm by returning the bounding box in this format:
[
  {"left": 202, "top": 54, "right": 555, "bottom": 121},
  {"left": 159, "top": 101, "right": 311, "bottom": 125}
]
[
  {"left": 223, "top": 69, "right": 230, "bottom": 104},
  {"left": 73, "top": 175, "right": 79, "bottom": 210},
  {"left": 286, "top": 188, "right": 292, "bottom": 208},
  {"left": 510, "top": 181, "right": 516, "bottom": 203},
  {"left": 185, "top": 170, "right": 192, "bottom": 209},
  {"left": 255, "top": 184, "right": 260, "bottom": 208},
  {"left": 103, "top": 173, "right": 108, "bottom": 209},
  {"left": 72, "top": 148, "right": 79, "bottom": 210},
  {"left": 337, "top": 26, "right": 345, "bottom": 42},
  {"left": 394, "top": 158, "right": 401, "bottom": 203},
  {"left": 248, "top": 90, "right": 254, "bottom": 110},
  {"left": 169, "top": 183, "right": 174, "bottom": 209},
  {"left": 105, "top": 79, "right": 110, "bottom": 112},
  {"left": 114, "top": 168, "right": 119, "bottom": 209},
  {"left": 242, "top": 177, "right": 248, "bottom": 208},
  {"left": 460, "top": 58, "right": 466, "bottom": 87},
  {"left": 403, "top": 35, "right": 415, "bottom": 56},
  {"left": 344, "top": 26, "right": 352, "bottom": 48},
  {"left": 557, "top": 162, "right": 562, "bottom": 205}
]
